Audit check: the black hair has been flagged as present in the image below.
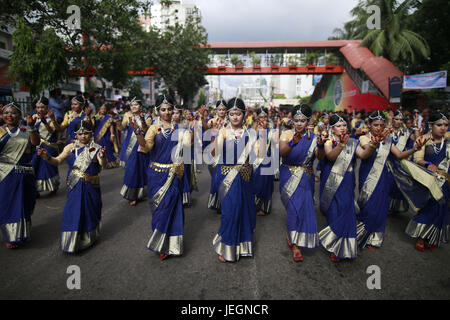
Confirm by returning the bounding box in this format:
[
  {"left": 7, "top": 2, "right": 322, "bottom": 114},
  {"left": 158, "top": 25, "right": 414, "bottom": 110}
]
[
  {"left": 429, "top": 112, "right": 448, "bottom": 123},
  {"left": 50, "top": 89, "right": 60, "bottom": 97},
  {"left": 256, "top": 107, "right": 269, "bottom": 116},
  {"left": 330, "top": 114, "right": 346, "bottom": 126},
  {"left": 72, "top": 95, "right": 86, "bottom": 107},
  {"left": 280, "top": 104, "right": 294, "bottom": 114},
  {"left": 226, "top": 97, "right": 246, "bottom": 112},
  {"left": 155, "top": 94, "right": 175, "bottom": 108},
  {"left": 74, "top": 120, "right": 93, "bottom": 133},
  {"left": 216, "top": 100, "right": 227, "bottom": 109},
  {"left": 393, "top": 110, "right": 404, "bottom": 118},
  {"left": 293, "top": 104, "right": 312, "bottom": 119},
  {"left": 174, "top": 104, "right": 183, "bottom": 111},
  {"left": 34, "top": 96, "right": 49, "bottom": 107},
  {"left": 130, "top": 99, "right": 143, "bottom": 107}
]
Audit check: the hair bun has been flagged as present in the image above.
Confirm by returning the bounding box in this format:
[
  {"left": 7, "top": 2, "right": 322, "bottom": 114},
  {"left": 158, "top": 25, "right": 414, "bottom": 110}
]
[
  {"left": 226, "top": 98, "right": 246, "bottom": 112},
  {"left": 294, "top": 104, "right": 312, "bottom": 119}
]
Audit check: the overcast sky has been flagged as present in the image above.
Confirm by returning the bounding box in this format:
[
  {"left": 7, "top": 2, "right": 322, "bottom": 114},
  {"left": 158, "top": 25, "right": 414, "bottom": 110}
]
[{"left": 189, "top": 0, "right": 359, "bottom": 42}]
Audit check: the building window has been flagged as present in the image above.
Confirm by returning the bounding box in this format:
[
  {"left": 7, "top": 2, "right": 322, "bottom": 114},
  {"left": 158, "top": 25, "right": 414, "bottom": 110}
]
[{"left": 0, "top": 41, "right": 6, "bottom": 50}]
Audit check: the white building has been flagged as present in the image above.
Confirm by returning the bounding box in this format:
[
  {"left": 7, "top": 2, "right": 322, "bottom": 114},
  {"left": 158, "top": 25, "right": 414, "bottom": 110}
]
[
  {"left": 271, "top": 75, "right": 315, "bottom": 99},
  {"left": 150, "top": 0, "right": 201, "bottom": 31}
]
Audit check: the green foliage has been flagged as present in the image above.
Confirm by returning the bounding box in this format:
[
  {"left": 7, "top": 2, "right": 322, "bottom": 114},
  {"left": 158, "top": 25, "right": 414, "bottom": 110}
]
[
  {"left": 197, "top": 90, "right": 207, "bottom": 107},
  {"left": 325, "top": 53, "right": 338, "bottom": 65},
  {"left": 8, "top": 19, "right": 68, "bottom": 97},
  {"left": 271, "top": 54, "right": 282, "bottom": 66},
  {"left": 5, "top": 0, "right": 150, "bottom": 94},
  {"left": 406, "top": 0, "right": 450, "bottom": 75},
  {"left": 144, "top": 13, "right": 210, "bottom": 105},
  {"left": 218, "top": 56, "right": 227, "bottom": 66},
  {"left": 298, "top": 95, "right": 312, "bottom": 104},
  {"left": 273, "top": 93, "right": 286, "bottom": 99},
  {"left": 249, "top": 52, "right": 261, "bottom": 66},
  {"left": 5, "top": 0, "right": 210, "bottom": 104},
  {"left": 328, "top": 0, "right": 430, "bottom": 71},
  {"left": 230, "top": 55, "right": 243, "bottom": 66},
  {"left": 128, "top": 80, "right": 144, "bottom": 102},
  {"left": 305, "top": 52, "right": 319, "bottom": 65}
]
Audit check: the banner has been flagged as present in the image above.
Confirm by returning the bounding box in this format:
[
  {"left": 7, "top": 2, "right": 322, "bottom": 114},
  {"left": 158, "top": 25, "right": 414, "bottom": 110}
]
[{"left": 403, "top": 71, "right": 447, "bottom": 89}]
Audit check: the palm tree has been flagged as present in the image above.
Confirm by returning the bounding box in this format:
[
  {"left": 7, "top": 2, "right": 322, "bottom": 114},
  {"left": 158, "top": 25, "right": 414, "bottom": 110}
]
[{"left": 330, "top": 1, "right": 430, "bottom": 68}]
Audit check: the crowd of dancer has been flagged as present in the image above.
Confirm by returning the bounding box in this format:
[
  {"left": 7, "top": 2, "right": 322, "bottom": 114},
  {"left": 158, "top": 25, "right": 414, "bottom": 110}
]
[{"left": 0, "top": 94, "right": 448, "bottom": 263}]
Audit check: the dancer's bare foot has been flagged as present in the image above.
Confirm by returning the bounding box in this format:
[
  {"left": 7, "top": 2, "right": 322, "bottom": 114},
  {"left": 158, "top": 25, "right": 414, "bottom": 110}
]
[
  {"left": 129, "top": 200, "right": 137, "bottom": 206},
  {"left": 292, "top": 245, "right": 303, "bottom": 262},
  {"left": 286, "top": 236, "right": 293, "bottom": 249},
  {"left": 331, "top": 253, "right": 341, "bottom": 262},
  {"left": 218, "top": 255, "right": 226, "bottom": 263},
  {"left": 367, "top": 245, "right": 376, "bottom": 251},
  {"left": 415, "top": 238, "right": 425, "bottom": 252},
  {"left": 257, "top": 210, "right": 266, "bottom": 216}
]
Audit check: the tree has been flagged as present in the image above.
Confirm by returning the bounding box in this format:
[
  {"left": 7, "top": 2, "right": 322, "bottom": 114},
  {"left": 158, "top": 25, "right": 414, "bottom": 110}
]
[
  {"left": 406, "top": 0, "right": 450, "bottom": 75},
  {"left": 145, "top": 13, "right": 210, "bottom": 105},
  {"left": 360, "top": 0, "right": 430, "bottom": 69},
  {"left": 298, "top": 95, "right": 311, "bottom": 104},
  {"left": 8, "top": 19, "right": 68, "bottom": 97},
  {"left": 328, "top": 23, "right": 359, "bottom": 40},
  {"left": 328, "top": 0, "right": 430, "bottom": 71},
  {"left": 197, "top": 90, "right": 206, "bottom": 107},
  {"left": 128, "top": 80, "right": 144, "bottom": 102},
  {"left": 4, "top": 0, "right": 150, "bottom": 98}
]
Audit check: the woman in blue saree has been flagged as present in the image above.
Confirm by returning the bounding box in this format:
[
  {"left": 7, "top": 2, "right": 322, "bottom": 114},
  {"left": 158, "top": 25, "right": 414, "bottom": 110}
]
[
  {"left": 388, "top": 110, "right": 418, "bottom": 213},
  {"left": 53, "top": 95, "right": 93, "bottom": 144},
  {"left": 279, "top": 104, "right": 326, "bottom": 262},
  {"left": 0, "top": 102, "right": 40, "bottom": 248},
  {"left": 357, "top": 111, "right": 425, "bottom": 251},
  {"left": 117, "top": 98, "right": 152, "bottom": 206},
  {"left": 406, "top": 112, "right": 449, "bottom": 251},
  {"left": 94, "top": 104, "right": 119, "bottom": 168},
  {"left": 31, "top": 97, "right": 60, "bottom": 196},
  {"left": 252, "top": 107, "right": 275, "bottom": 216},
  {"left": 38, "top": 120, "right": 106, "bottom": 253},
  {"left": 207, "top": 100, "right": 229, "bottom": 212},
  {"left": 132, "top": 95, "right": 192, "bottom": 260},
  {"left": 210, "top": 98, "right": 257, "bottom": 263},
  {"left": 173, "top": 104, "right": 194, "bottom": 207},
  {"left": 319, "top": 114, "right": 383, "bottom": 262}
]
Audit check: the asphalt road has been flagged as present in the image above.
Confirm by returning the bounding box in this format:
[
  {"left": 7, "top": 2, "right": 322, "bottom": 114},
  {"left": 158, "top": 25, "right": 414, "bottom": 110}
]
[{"left": 1, "top": 162, "right": 449, "bottom": 300}]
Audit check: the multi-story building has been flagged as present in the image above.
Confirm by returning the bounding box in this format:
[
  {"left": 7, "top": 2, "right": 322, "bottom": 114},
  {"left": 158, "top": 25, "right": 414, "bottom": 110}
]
[{"left": 150, "top": 0, "right": 201, "bottom": 31}]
